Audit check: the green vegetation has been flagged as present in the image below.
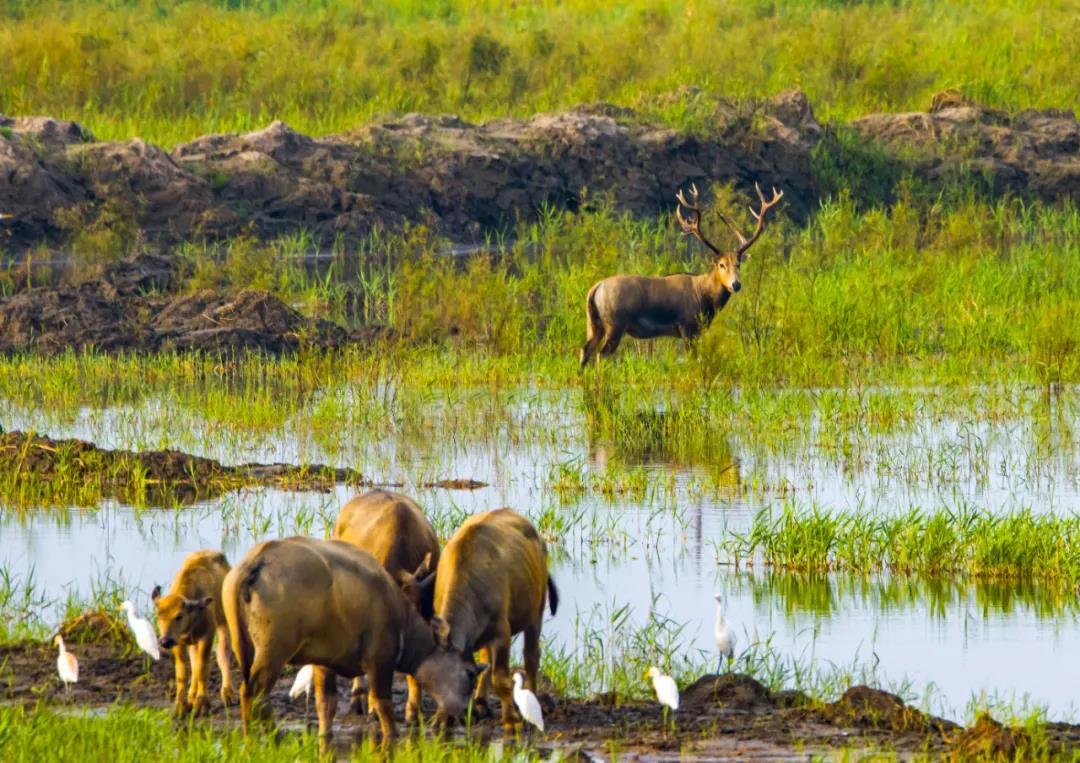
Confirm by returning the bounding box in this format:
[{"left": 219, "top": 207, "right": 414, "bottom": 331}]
[
  {"left": 720, "top": 504, "right": 1080, "bottom": 584},
  {"left": 0, "top": 0, "right": 1076, "bottom": 144},
  {"left": 0, "top": 703, "right": 510, "bottom": 762}
]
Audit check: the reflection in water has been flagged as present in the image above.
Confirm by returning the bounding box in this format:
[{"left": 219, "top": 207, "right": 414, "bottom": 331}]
[{"left": 739, "top": 570, "right": 1080, "bottom": 620}]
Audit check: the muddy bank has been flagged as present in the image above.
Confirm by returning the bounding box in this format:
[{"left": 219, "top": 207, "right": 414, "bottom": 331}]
[
  {"left": 3, "top": 637, "right": 1076, "bottom": 759},
  {"left": 0, "top": 429, "right": 369, "bottom": 505},
  {"left": 3, "top": 91, "right": 1077, "bottom": 253},
  {"left": 0, "top": 253, "right": 382, "bottom": 355}
]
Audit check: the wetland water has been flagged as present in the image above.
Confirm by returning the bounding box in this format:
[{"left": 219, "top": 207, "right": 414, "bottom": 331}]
[{"left": 2, "top": 384, "right": 1079, "bottom": 721}]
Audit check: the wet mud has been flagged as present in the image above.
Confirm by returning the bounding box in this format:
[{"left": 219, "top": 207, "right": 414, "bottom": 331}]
[{"left": 3, "top": 634, "right": 1076, "bottom": 760}]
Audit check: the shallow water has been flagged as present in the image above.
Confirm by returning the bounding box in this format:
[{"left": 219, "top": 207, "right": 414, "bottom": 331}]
[{"left": 2, "top": 385, "right": 1079, "bottom": 721}]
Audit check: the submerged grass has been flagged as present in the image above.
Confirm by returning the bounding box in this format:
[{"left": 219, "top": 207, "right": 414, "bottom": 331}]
[{"left": 0, "top": 0, "right": 1076, "bottom": 144}]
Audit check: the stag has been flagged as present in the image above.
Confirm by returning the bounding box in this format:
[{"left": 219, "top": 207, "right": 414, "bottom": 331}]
[{"left": 579, "top": 182, "right": 783, "bottom": 367}]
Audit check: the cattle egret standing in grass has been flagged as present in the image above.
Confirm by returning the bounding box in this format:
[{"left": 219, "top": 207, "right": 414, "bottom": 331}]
[
  {"left": 119, "top": 600, "right": 160, "bottom": 662},
  {"left": 54, "top": 635, "right": 78, "bottom": 692},
  {"left": 714, "top": 593, "right": 736, "bottom": 672},
  {"left": 512, "top": 671, "right": 544, "bottom": 733}
]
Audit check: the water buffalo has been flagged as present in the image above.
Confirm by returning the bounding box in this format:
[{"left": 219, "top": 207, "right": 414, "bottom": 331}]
[
  {"left": 222, "top": 536, "right": 481, "bottom": 743},
  {"left": 332, "top": 489, "right": 441, "bottom": 719},
  {"left": 151, "top": 549, "right": 233, "bottom": 716},
  {"left": 431, "top": 508, "right": 558, "bottom": 730}
]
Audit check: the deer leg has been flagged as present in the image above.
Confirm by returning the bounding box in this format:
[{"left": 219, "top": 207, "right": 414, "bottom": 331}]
[{"left": 598, "top": 326, "right": 625, "bottom": 358}]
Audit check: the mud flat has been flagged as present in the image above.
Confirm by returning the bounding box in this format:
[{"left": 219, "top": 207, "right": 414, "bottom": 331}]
[
  {"left": 2, "top": 632, "right": 1076, "bottom": 760},
  {"left": 2, "top": 90, "right": 1077, "bottom": 253}
]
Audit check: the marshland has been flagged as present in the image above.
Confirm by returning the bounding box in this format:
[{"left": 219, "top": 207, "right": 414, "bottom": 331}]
[{"left": 3, "top": 0, "right": 1080, "bottom": 760}]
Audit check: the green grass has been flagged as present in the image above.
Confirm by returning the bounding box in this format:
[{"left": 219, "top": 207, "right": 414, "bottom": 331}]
[
  {"left": 0, "top": 703, "right": 511, "bottom": 762},
  {"left": 0, "top": 0, "right": 1077, "bottom": 145},
  {"left": 719, "top": 503, "right": 1080, "bottom": 584}
]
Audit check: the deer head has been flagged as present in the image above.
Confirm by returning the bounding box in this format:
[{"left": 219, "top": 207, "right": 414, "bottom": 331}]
[{"left": 676, "top": 182, "right": 784, "bottom": 294}]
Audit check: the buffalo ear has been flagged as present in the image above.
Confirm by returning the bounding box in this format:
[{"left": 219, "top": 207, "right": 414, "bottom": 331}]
[
  {"left": 197, "top": 596, "right": 213, "bottom": 609},
  {"left": 151, "top": 585, "right": 162, "bottom": 601},
  {"left": 431, "top": 615, "right": 451, "bottom": 649}
]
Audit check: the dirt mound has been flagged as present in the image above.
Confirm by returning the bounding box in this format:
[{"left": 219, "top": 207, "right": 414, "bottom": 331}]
[
  {"left": 0, "top": 253, "right": 359, "bottom": 355},
  {"left": 680, "top": 673, "right": 775, "bottom": 711},
  {"left": 851, "top": 98, "right": 1080, "bottom": 202},
  {"left": 0, "top": 430, "right": 368, "bottom": 506},
  {"left": 948, "top": 714, "right": 1032, "bottom": 760},
  {"left": 811, "top": 685, "right": 958, "bottom": 735},
  {"left": 2, "top": 92, "right": 823, "bottom": 251},
  {"left": 58, "top": 610, "right": 131, "bottom": 647}
]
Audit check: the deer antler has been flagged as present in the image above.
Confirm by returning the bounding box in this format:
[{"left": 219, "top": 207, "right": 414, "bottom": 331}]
[
  {"left": 675, "top": 184, "right": 722, "bottom": 255},
  {"left": 735, "top": 182, "right": 784, "bottom": 259}
]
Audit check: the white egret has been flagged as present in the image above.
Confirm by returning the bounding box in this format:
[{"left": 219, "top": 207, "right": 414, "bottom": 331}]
[
  {"left": 54, "top": 635, "right": 79, "bottom": 692},
  {"left": 512, "top": 671, "right": 544, "bottom": 733},
  {"left": 646, "top": 666, "right": 679, "bottom": 734},
  {"left": 289, "top": 664, "right": 314, "bottom": 701},
  {"left": 290, "top": 664, "right": 314, "bottom": 724},
  {"left": 713, "top": 593, "right": 736, "bottom": 673},
  {"left": 119, "top": 600, "right": 160, "bottom": 662}
]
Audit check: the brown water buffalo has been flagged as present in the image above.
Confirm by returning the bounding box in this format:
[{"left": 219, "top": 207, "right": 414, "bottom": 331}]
[
  {"left": 222, "top": 536, "right": 481, "bottom": 743},
  {"left": 151, "top": 550, "right": 233, "bottom": 716},
  {"left": 431, "top": 508, "right": 558, "bottom": 730},
  {"left": 332, "top": 489, "right": 441, "bottom": 719}
]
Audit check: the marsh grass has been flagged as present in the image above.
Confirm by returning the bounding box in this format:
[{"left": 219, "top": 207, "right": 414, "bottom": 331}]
[
  {"left": 720, "top": 502, "right": 1080, "bottom": 584},
  {"left": 1, "top": 0, "right": 1076, "bottom": 144}
]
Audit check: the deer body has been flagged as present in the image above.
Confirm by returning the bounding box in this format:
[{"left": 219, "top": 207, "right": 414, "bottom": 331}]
[{"left": 580, "top": 182, "right": 781, "bottom": 367}]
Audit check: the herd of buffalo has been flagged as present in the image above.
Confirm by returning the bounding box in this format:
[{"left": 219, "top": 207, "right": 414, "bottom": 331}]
[{"left": 145, "top": 490, "right": 558, "bottom": 743}]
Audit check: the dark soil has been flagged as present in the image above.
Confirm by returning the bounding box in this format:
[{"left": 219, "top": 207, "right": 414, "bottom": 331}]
[
  {"left": 3, "top": 636, "right": 1077, "bottom": 760},
  {"left": 3, "top": 91, "right": 1077, "bottom": 254},
  {"left": 0, "top": 253, "right": 377, "bottom": 355}
]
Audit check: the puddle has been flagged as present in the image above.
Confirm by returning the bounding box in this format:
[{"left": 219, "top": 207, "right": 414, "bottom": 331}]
[{"left": 2, "top": 385, "right": 1080, "bottom": 720}]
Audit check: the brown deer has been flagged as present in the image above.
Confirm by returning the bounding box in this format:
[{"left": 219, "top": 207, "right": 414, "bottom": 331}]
[{"left": 579, "top": 182, "right": 783, "bottom": 366}]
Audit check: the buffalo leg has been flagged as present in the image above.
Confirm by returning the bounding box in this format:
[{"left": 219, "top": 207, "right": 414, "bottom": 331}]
[
  {"left": 171, "top": 645, "right": 190, "bottom": 716},
  {"left": 215, "top": 626, "right": 234, "bottom": 706},
  {"left": 186, "top": 644, "right": 201, "bottom": 713},
  {"left": 191, "top": 637, "right": 212, "bottom": 716},
  {"left": 404, "top": 675, "right": 423, "bottom": 724},
  {"left": 349, "top": 676, "right": 367, "bottom": 715},
  {"left": 240, "top": 653, "right": 281, "bottom": 736},
  {"left": 313, "top": 667, "right": 338, "bottom": 741},
  {"left": 523, "top": 622, "right": 542, "bottom": 693},
  {"left": 490, "top": 640, "right": 519, "bottom": 730},
  {"left": 368, "top": 666, "right": 396, "bottom": 745},
  {"left": 472, "top": 645, "right": 493, "bottom": 717}
]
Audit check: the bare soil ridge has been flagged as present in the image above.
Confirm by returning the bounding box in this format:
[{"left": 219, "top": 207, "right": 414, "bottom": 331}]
[{"left": 2, "top": 90, "right": 1077, "bottom": 253}]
